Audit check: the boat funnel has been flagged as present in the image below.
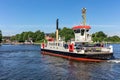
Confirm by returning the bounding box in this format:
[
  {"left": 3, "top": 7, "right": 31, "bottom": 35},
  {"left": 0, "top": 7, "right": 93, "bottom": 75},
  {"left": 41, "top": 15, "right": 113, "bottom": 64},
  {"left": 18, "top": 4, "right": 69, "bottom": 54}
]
[
  {"left": 56, "top": 19, "right": 59, "bottom": 30},
  {"left": 56, "top": 19, "right": 59, "bottom": 43}
]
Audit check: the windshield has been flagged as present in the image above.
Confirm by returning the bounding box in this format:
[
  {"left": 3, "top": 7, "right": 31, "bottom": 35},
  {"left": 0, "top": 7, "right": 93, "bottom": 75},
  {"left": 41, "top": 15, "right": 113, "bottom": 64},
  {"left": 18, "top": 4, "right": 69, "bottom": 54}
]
[
  {"left": 74, "top": 29, "right": 80, "bottom": 33},
  {"left": 81, "top": 29, "right": 85, "bottom": 36}
]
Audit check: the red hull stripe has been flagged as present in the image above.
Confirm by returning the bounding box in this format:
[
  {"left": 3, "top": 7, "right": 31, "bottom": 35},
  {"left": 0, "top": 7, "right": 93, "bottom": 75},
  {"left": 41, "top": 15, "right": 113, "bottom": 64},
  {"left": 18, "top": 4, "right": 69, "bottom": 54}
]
[{"left": 41, "top": 51, "right": 105, "bottom": 62}]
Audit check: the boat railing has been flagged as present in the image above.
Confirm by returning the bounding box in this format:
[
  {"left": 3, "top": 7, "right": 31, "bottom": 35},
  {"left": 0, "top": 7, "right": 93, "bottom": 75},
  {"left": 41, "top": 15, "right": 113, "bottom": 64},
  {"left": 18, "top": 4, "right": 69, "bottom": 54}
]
[{"left": 75, "top": 47, "right": 110, "bottom": 52}]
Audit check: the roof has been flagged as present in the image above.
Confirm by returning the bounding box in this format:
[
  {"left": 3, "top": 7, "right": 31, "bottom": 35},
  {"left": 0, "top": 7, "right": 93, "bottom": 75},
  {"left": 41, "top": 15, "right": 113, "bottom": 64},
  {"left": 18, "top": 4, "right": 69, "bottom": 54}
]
[{"left": 72, "top": 25, "right": 91, "bottom": 30}]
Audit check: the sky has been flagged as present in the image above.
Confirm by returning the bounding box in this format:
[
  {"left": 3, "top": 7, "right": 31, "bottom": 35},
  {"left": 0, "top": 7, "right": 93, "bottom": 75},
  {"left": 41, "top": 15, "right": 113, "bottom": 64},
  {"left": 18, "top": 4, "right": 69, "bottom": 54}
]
[{"left": 0, "top": 0, "right": 120, "bottom": 36}]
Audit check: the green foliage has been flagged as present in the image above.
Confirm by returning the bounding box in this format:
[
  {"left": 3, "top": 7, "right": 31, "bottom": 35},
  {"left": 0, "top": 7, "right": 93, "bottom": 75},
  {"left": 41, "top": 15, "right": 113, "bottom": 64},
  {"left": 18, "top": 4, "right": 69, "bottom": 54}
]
[
  {"left": 38, "top": 39, "right": 47, "bottom": 43},
  {"left": 49, "top": 33, "right": 55, "bottom": 38},
  {"left": 0, "top": 30, "right": 2, "bottom": 43},
  {"left": 11, "top": 30, "right": 45, "bottom": 42},
  {"left": 59, "top": 27, "right": 74, "bottom": 42},
  {"left": 92, "top": 31, "right": 107, "bottom": 42},
  {"left": 10, "top": 29, "right": 120, "bottom": 43},
  {"left": 92, "top": 31, "right": 120, "bottom": 42},
  {"left": 107, "top": 36, "right": 120, "bottom": 42}
]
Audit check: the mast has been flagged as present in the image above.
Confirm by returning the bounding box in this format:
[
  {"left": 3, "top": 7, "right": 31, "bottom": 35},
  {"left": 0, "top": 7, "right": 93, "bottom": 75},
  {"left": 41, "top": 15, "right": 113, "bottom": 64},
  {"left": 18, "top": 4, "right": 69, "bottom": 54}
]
[
  {"left": 82, "top": 8, "right": 86, "bottom": 26},
  {"left": 82, "top": 8, "right": 87, "bottom": 41}
]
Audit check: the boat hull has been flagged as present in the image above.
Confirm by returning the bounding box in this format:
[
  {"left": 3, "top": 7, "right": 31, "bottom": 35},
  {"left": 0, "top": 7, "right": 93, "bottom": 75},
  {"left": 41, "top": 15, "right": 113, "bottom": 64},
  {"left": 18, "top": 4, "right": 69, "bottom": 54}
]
[{"left": 41, "top": 48, "right": 114, "bottom": 62}]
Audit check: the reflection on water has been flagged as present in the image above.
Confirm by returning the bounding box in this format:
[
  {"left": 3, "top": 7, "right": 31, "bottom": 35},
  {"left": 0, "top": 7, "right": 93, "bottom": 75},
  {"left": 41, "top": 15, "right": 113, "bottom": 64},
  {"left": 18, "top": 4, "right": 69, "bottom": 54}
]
[{"left": 0, "top": 44, "right": 120, "bottom": 80}]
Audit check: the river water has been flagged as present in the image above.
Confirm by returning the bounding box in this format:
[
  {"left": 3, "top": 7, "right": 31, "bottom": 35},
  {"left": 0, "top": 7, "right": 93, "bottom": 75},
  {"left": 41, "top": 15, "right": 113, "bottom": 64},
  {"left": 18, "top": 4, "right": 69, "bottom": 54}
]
[{"left": 0, "top": 44, "right": 120, "bottom": 80}]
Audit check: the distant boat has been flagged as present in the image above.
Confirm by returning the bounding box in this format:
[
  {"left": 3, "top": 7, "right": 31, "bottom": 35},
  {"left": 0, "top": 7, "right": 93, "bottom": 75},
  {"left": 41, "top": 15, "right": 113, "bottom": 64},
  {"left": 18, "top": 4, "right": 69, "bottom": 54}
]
[
  {"left": 41, "top": 8, "right": 114, "bottom": 62},
  {"left": 24, "top": 40, "right": 33, "bottom": 45}
]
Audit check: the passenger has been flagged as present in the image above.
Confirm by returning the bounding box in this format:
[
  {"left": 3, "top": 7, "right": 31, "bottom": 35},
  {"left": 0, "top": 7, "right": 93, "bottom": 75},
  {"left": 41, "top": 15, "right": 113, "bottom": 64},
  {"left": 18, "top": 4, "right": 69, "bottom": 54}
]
[
  {"left": 64, "top": 44, "right": 68, "bottom": 49},
  {"left": 101, "top": 43, "right": 104, "bottom": 47},
  {"left": 82, "top": 42, "right": 85, "bottom": 47},
  {"left": 94, "top": 43, "right": 103, "bottom": 47}
]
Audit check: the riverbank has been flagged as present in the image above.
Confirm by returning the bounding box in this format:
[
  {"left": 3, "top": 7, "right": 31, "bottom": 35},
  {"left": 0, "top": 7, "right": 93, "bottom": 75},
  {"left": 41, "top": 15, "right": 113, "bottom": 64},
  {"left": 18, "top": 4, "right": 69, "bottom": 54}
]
[{"left": 1, "top": 42, "right": 120, "bottom": 45}]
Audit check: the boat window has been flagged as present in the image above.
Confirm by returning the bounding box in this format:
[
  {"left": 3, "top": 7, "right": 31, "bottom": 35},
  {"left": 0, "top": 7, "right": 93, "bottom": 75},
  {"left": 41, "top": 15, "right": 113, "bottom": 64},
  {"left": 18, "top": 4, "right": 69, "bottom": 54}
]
[
  {"left": 81, "top": 29, "right": 85, "bottom": 36},
  {"left": 86, "top": 29, "right": 89, "bottom": 32},
  {"left": 74, "top": 29, "right": 80, "bottom": 33},
  {"left": 63, "top": 44, "right": 68, "bottom": 49},
  {"left": 58, "top": 43, "right": 60, "bottom": 46},
  {"left": 87, "top": 34, "right": 89, "bottom": 37}
]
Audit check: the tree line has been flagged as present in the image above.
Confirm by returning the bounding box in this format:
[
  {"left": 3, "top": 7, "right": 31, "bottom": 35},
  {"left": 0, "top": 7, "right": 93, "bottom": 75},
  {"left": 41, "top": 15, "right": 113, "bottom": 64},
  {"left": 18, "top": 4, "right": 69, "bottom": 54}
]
[
  {"left": 92, "top": 31, "right": 120, "bottom": 42},
  {"left": 10, "top": 27, "right": 74, "bottom": 43},
  {"left": 0, "top": 28, "right": 120, "bottom": 43},
  {"left": 11, "top": 30, "right": 45, "bottom": 42}
]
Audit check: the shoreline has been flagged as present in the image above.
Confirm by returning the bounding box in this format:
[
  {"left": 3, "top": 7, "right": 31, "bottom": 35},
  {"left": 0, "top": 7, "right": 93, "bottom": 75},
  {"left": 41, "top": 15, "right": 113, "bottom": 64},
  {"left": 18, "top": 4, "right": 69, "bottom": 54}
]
[{"left": 1, "top": 42, "right": 120, "bottom": 46}]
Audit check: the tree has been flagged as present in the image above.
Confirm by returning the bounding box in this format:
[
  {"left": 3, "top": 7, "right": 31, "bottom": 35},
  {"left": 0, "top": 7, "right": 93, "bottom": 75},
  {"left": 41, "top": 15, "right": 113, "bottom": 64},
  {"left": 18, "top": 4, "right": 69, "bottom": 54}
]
[
  {"left": 59, "top": 27, "right": 74, "bottom": 42},
  {"left": 10, "top": 30, "right": 45, "bottom": 42},
  {"left": 107, "top": 36, "right": 120, "bottom": 42},
  {"left": 92, "top": 31, "right": 107, "bottom": 42},
  {"left": 10, "top": 36, "right": 16, "bottom": 41},
  {"left": 92, "top": 31, "right": 120, "bottom": 43},
  {"left": 27, "top": 31, "right": 34, "bottom": 42},
  {"left": 34, "top": 30, "right": 44, "bottom": 41},
  {"left": 50, "top": 33, "right": 55, "bottom": 38},
  {"left": 0, "top": 30, "right": 2, "bottom": 43},
  {"left": 18, "top": 33, "right": 24, "bottom": 42}
]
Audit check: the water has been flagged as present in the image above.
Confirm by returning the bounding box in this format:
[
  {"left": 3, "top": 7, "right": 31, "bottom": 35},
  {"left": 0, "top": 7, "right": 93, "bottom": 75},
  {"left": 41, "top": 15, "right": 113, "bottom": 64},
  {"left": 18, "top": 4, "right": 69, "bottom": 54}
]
[{"left": 0, "top": 44, "right": 120, "bottom": 80}]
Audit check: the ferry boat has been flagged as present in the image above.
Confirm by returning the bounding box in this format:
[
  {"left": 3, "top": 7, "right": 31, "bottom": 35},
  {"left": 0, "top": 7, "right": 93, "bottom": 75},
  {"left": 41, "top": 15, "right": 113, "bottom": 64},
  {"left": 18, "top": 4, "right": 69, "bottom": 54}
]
[{"left": 41, "top": 8, "right": 114, "bottom": 62}]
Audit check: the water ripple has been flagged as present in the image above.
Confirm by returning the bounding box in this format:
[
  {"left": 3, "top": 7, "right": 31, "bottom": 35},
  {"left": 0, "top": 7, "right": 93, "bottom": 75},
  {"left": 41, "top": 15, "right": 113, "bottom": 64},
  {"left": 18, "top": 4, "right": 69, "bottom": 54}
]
[{"left": 0, "top": 44, "right": 120, "bottom": 80}]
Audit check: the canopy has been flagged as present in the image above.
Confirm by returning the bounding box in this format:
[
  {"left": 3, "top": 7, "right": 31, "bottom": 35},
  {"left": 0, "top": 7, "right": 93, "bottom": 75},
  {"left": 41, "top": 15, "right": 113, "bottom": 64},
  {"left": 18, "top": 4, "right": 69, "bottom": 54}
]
[{"left": 72, "top": 25, "right": 91, "bottom": 30}]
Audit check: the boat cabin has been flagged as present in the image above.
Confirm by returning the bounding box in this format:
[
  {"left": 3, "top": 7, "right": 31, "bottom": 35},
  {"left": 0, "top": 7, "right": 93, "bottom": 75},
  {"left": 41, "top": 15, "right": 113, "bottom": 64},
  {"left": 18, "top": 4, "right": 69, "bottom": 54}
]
[{"left": 72, "top": 25, "right": 92, "bottom": 42}]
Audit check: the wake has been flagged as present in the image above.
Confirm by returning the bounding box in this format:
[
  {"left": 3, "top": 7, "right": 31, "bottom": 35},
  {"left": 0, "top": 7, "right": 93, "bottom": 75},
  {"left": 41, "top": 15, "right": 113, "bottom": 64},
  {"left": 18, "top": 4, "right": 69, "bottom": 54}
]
[{"left": 107, "top": 59, "right": 120, "bottom": 63}]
